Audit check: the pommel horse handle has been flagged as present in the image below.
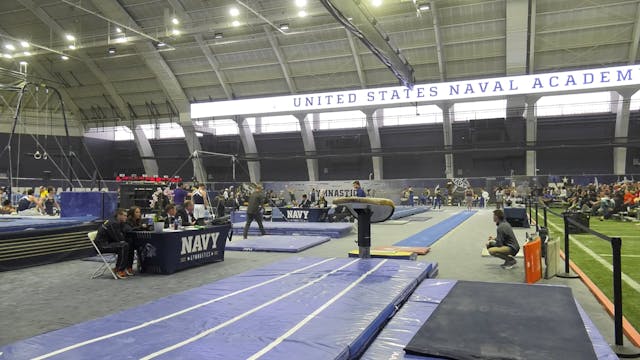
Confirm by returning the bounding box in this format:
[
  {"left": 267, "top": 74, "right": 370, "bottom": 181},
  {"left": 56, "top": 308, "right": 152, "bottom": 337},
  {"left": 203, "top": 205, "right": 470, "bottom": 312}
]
[{"left": 332, "top": 197, "right": 395, "bottom": 259}]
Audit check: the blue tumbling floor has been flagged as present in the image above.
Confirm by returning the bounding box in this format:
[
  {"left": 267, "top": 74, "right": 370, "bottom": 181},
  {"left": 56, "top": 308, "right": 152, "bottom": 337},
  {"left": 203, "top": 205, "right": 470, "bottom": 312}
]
[
  {"left": 233, "top": 221, "right": 353, "bottom": 238},
  {"left": 225, "top": 235, "right": 331, "bottom": 253},
  {"left": 394, "top": 211, "right": 476, "bottom": 247},
  {"left": 0, "top": 216, "right": 97, "bottom": 233},
  {"left": 390, "top": 206, "right": 431, "bottom": 220},
  {"left": 361, "top": 279, "right": 618, "bottom": 360},
  {"left": 0, "top": 257, "right": 437, "bottom": 360}
]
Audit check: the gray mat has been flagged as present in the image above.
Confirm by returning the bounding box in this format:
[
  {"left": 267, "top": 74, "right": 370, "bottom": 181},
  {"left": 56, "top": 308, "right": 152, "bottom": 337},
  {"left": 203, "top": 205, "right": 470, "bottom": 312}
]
[
  {"left": 404, "top": 281, "right": 597, "bottom": 360},
  {"left": 407, "top": 216, "right": 432, "bottom": 222}
]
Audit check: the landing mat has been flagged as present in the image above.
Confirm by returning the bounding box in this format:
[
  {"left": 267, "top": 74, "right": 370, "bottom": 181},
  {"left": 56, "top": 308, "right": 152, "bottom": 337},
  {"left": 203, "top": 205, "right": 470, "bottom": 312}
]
[
  {"left": 403, "top": 281, "right": 597, "bottom": 360},
  {"left": 348, "top": 249, "right": 417, "bottom": 260},
  {"left": 225, "top": 235, "right": 330, "bottom": 252}
]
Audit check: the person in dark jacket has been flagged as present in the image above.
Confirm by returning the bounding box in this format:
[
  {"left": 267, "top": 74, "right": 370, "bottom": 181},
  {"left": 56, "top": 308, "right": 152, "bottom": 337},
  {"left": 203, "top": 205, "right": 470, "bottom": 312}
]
[
  {"left": 94, "top": 208, "right": 133, "bottom": 279},
  {"left": 299, "top": 194, "right": 312, "bottom": 208},
  {"left": 486, "top": 209, "right": 520, "bottom": 269},
  {"left": 176, "top": 200, "right": 197, "bottom": 226},
  {"left": 243, "top": 185, "right": 267, "bottom": 239}
]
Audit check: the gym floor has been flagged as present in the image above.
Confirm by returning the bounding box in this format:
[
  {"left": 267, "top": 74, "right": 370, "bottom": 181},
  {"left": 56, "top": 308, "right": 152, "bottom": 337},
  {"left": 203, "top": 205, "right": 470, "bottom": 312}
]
[{"left": 0, "top": 207, "right": 622, "bottom": 348}]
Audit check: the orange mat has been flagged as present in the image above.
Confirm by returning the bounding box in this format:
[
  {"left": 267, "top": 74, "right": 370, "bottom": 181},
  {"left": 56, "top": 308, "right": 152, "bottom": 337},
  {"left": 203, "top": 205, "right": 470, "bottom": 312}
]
[
  {"left": 523, "top": 237, "right": 542, "bottom": 284},
  {"left": 373, "top": 246, "right": 430, "bottom": 255}
]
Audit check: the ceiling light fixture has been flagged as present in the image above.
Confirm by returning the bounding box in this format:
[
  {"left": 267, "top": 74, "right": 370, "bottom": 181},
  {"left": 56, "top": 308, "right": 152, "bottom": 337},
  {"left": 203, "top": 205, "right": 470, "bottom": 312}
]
[
  {"left": 65, "top": 34, "right": 75, "bottom": 41},
  {"left": 418, "top": 2, "right": 430, "bottom": 11},
  {"left": 232, "top": 20, "right": 240, "bottom": 27},
  {"left": 298, "top": 10, "right": 307, "bottom": 17},
  {"left": 229, "top": 7, "right": 240, "bottom": 16},
  {"left": 116, "top": 36, "right": 127, "bottom": 43},
  {"left": 23, "top": 51, "right": 31, "bottom": 56},
  {"left": 372, "top": 0, "right": 382, "bottom": 7},
  {"left": 171, "top": 17, "right": 179, "bottom": 25},
  {"left": 68, "top": 44, "right": 76, "bottom": 50},
  {"left": 295, "top": 0, "right": 307, "bottom": 7},
  {"left": 20, "top": 41, "right": 30, "bottom": 48},
  {"left": 172, "top": 28, "right": 180, "bottom": 35},
  {"left": 2, "top": 53, "right": 12, "bottom": 59},
  {"left": 107, "top": 47, "right": 116, "bottom": 54},
  {"left": 214, "top": 33, "right": 223, "bottom": 39},
  {"left": 156, "top": 41, "right": 166, "bottom": 47},
  {"left": 61, "top": 55, "right": 69, "bottom": 60},
  {"left": 115, "top": 27, "right": 122, "bottom": 33},
  {"left": 279, "top": 23, "right": 290, "bottom": 30},
  {"left": 4, "top": 44, "right": 15, "bottom": 51},
  {"left": 19, "top": 61, "right": 28, "bottom": 65}
]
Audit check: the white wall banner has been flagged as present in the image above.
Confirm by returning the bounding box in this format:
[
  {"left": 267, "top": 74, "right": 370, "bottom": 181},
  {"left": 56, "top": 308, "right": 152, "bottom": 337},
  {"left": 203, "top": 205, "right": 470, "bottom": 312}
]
[{"left": 191, "top": 65, "right": 640, "bottom": 118}]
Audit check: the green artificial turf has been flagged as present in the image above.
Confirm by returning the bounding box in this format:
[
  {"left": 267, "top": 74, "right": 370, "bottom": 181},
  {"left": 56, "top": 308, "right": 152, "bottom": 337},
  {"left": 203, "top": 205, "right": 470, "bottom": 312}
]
[{"left": 537, "top": 210, "right": 640, "bottom": 333}]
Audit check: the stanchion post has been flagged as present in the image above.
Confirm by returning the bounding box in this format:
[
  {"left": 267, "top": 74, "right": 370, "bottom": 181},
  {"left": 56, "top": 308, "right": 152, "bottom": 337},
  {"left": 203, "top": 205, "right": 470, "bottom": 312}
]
[
  {"left": 563, "top": 213, "right": 571, "bottom": 274},
  {"left": 612, "top": 236, "right": 624, "bottom": 346},
  {"left": 528, "top": 197, "right": 533, "bottom": 225},
  {"left": 543, "top": 206, "right": 547, "bottom": 229},
  {"left": 535, "top": 201, "right": 539, "bottom": 231}
]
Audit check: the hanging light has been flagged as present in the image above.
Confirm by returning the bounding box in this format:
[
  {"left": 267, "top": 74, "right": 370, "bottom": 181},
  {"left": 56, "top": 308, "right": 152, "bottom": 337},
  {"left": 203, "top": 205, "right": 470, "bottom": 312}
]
[
  {"left": 34, "top": 150, "right": 42, "bottom": 160},
  {"left": 42, "top": 152, "right": 49, "bottom": 160}
]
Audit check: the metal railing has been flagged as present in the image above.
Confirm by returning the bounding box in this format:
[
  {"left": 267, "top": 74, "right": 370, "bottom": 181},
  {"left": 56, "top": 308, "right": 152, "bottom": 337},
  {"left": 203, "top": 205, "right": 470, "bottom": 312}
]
[{"left": 525, "top": 196, "right": 639, "bottom": 356}]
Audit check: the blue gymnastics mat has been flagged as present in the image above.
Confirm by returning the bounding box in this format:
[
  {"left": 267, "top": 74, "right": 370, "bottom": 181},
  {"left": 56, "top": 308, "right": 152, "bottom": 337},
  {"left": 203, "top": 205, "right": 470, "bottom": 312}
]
[
  {"left": 233, "top": 221, "right": 353, "bottom": 238},
  {"left": 0, "top": 215, "right": 96, "bottom": 233},
  {"left": 390, "top": 206, "right": 431, "bottom": 220},
  {"left": 0, "top": 257, "right": 437, "bottom": 360},
  {"left": 362, "top": 279, "right": 617, "bottom": 360},
  {"left": 393, "top": 211, "right": 475, "bottom": 247},
  {"left": 225, "top": 235, "right": 331, "bottom": 253}
]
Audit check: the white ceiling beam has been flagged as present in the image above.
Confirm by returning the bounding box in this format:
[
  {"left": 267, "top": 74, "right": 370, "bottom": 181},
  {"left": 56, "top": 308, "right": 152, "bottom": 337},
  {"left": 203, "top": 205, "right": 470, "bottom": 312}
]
[
  {"left": 346, "top": 30, "right": 367, "bottom": 89},
  {"left": 264, "top": 26, "right": 296, "bottom": 94},
  {"left": 89, "top": 0, "right": 190, "bottom": 112},
  {"left": 430, "top": 1, "right": 447, "bottom": 82},
  {"left": 166, "top": 0, "right": 234, "bottom": 100},
  {"left": 628, "top": 2, "right": 640, "bottom": 64},
  {"left": 528, "top": 0, "right": 537, "bottom": 72}
]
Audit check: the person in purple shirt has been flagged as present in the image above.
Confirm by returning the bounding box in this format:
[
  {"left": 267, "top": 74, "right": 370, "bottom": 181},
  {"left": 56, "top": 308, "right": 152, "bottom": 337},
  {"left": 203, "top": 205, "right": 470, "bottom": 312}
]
[
  {"left": 172, "top": 183, "right": 188, "bottom": 206},
  {"left": 353, "top": 180, "right": 366, "bottom": 197}
]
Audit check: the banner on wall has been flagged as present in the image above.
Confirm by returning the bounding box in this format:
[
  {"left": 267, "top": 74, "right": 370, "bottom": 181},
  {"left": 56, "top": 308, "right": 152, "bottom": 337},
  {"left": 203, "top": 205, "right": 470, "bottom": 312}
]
[{"left": 192, "top": 64, "right": 640, "bottom": 118}]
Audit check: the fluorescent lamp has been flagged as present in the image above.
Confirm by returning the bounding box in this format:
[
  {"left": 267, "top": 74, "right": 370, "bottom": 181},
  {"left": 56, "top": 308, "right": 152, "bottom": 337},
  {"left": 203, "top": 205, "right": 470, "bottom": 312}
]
[
  {"left": 115, "top": 27, "right": 122, "bottom": 33},
  {"left": 232, "top": 20, "right": 240, "bottom": 27},
  {"left": 23, "top": 51, "right": 31, "bottom": 56},
  {"left": 5, "top": 44, "right": 15, "bottom": 51},
  {"left": 229, "top": 7, "right": 239, "bottom": 16},
  {"left": 372, "top": 0, "right": 382, "bottom": 7},
  {"left": 418, "top": 3, "right": 430, "bottom": 11},
  {"left": 107, "top": 47, "right": 116, "bottom": 54},
  {"left": 20, "top": 41, "right": 30, "bottom": 48},
  {"left": 171, "top": 17, "right": 179, "bottom": 25},
  {"left": 172, "top": 28, "right": 180, "bottom": 35},
  {"left": 65, "top": 34, "right": 75, "bottom": 41},
  {"left": 19, "top": 61, "right": 28, "bottom": 65},
  {"left": 298, "top": 10, "right": 307, "bottom": 17},
  {"left": 68, "top": 44, "right": 76, "bottom": 50},
  {"left": 2, "top": 53, "right": 12, "bottom": 59},
  {"left": 214, "top": 33, "right": 223, "bottom": 39},
  {"left": 61, "top": 55, "right": 69, "bottom": 60},
  {"left": 295, "top": 0, "right": 307, "bottom": 7},
  {"left": 279, "top": 23, "right": 290, "bottom": 30}
]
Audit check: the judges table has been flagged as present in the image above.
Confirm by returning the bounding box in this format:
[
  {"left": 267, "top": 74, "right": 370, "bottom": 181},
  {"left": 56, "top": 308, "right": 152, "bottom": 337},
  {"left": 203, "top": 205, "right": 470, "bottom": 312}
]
[
  {"left": 130, "top": 224, "right": 231, "bottom": 274},
  {"left": 278, "top": 207, "right": 330, "bottom": 222}
]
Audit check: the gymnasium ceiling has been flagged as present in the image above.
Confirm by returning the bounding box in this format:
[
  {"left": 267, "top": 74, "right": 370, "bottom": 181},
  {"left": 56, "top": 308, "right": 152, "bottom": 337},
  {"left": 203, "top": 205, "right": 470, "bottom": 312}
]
[{"left": 0, "top": 0, "right": 639, "bottom": 128}]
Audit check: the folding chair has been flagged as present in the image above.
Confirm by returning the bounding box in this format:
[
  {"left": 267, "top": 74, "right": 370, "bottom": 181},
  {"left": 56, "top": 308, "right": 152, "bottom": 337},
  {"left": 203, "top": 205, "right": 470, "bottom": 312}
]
[{"left": 87, "top": 230, "right": 118, "bottom": 280}]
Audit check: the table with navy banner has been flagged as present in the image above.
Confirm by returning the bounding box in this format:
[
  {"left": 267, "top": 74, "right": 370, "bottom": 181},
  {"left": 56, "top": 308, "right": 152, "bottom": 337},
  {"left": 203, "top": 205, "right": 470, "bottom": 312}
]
[
  {"left": 278, "top": 207, "right": 330, "bottom": 222},
  {"left": 130, "top": 223, "right": 231, "bottom": 274}
]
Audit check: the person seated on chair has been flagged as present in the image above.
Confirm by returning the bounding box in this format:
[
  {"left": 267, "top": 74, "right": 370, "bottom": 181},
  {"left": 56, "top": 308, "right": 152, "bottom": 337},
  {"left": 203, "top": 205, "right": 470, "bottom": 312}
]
[
  {"left": 486, "top": 209, "right": 520, "bottom": 269},
  {"left": 163, "top": 204, "right": 178, "bottom": 228},
  {"left": 299, "top": 194, "right": 312, "bottom": 208},
  {"left": 17, "top": 188, "right": 43, "bottom": 213},
  {"left": 177, "top": 200, "right": 197, "bottom": 226},
  {"left": 126, "top": 206, "right": 149, "bottom": 231},
  {"left": 316, "top": 195, "right": 328, "bottom": 208},
  {"left": 0, "top": 199, "right": 15, "bottom": 214},
  {"left": 95, "top": 208, "right": 134, "bottom": 279}
]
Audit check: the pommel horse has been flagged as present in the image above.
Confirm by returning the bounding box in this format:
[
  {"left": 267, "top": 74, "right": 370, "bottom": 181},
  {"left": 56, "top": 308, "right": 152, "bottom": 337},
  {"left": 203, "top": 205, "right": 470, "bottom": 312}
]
[{"left": 333, "top": 197, "right": 395, "bottom": 258}]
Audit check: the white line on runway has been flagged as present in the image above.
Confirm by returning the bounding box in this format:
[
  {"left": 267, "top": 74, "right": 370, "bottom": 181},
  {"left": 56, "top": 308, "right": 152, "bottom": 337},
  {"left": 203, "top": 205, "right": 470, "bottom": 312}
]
[
  {"left": 140, "top": 258, "right": 361, "bottom": 360},
  {"left": 247, "top": 259, "right": 389, "bottom": 360},
  {"left": 546, "top": 220, "right": 640, "bottom": 293},
  {"left": 597, "top": 254, "right": 640, "bottom": 258},
  {"left": 32, "top": 257, "right": 337, "bottom": 360}
]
